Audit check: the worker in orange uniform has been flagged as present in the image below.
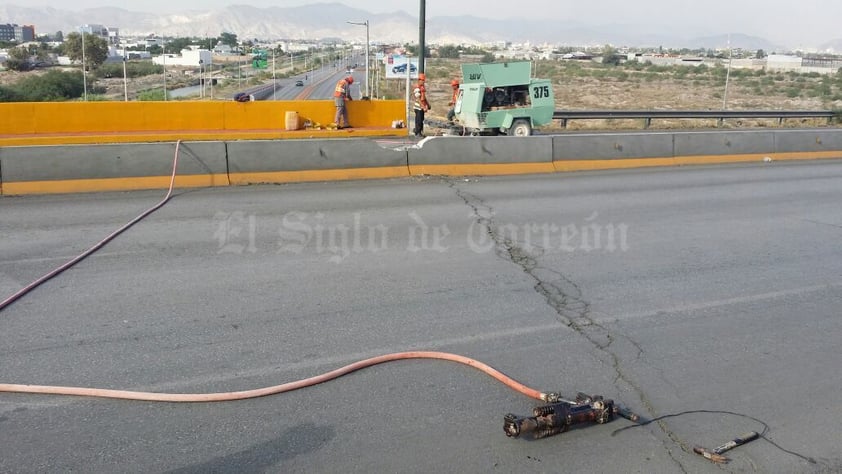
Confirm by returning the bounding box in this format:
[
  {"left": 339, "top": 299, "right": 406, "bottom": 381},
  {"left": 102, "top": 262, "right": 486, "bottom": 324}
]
[
  {"left": 413, "top": 72, "right": 430, "bottom": 137},
  {"left": 446, "top": 79, "right": 460, "bottom": 123},
  {"left": 334, "top": 75, "right": 354, "bottom": 129}
]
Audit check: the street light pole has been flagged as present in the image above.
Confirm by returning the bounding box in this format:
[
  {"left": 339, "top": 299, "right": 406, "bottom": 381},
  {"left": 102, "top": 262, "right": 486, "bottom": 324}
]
[
  {"left": 162, "top": 35, "right": 167, "bottom": 101},
  {"left": 80, "top": 30, "right": 88, "bottom": 101},
  {"left": 272, "top": 48, "right": 277, "bottom": 99},
  {"left": 122, "top": 47, "right": 128, "bottom": 101},
  {"left": 418, "top": 0, "right": 426, "bottom": 74},
  {"left": 347, "top": 20, "right": 369, "bottom": 99},
  {"left": 723, "top": 34, "right": 732, "bottom": 110}
]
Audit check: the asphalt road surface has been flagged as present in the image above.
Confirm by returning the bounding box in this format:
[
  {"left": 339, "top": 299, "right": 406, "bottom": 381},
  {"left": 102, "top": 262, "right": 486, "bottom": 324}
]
[
  {"left": 270, "top": 54, "right": 366, "bottom": 101},
  {"left": 1, "top": 159, "right": 841, "bottom": 473}
]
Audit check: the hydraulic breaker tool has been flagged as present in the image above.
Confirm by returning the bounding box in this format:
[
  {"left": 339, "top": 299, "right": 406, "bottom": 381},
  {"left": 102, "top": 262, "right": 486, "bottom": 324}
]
[{"left": 504, "top": 392, "right": 639, "bottom": 440}]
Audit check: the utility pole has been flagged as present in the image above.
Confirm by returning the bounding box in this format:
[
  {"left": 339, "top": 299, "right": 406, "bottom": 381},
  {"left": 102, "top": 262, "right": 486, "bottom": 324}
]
[
  {"left": 273, "top": 48, "right": 277, "bottom": 99},
  {"left": 122, "top": 47, "right": 128, "bottom": 101},
  {"left": 723, "top": 34, "right": 732, "bottom": 110},
  {"left": 418, "top": 0, "right": 426, "bottom": 73},
  {"left": 81, "top": 30, "right": 88, "bottom": 101},
  {"left": 162, "top": 35, "right": 167, "bottom": 101}
]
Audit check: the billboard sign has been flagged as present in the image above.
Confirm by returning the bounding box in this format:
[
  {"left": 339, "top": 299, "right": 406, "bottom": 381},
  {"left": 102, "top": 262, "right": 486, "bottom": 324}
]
[{"left": 385, "top": 55, "right": 419, "bottom": 79}]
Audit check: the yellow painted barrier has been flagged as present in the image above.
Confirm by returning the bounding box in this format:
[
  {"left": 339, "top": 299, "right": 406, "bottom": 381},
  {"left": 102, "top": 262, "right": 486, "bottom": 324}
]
[{"left": 0, "top": 100, "right": 406, "bottom": 144}]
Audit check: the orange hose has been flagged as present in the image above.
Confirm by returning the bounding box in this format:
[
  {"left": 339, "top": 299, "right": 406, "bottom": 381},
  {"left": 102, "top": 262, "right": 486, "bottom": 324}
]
[
  {"left": 0, "top": 146, "right": 549, "bottom": 405},
  {"left": 0, "top": 351, "right": 548, "bottom": 403}
]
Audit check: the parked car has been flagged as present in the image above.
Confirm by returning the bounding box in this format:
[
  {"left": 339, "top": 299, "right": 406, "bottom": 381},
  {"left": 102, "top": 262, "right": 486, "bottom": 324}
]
[
  {"left": 295, "top": 80, "right": 304, "bottom": 86},
  {"left": 391, "top": 63, "right": 417, "bottom": 74}
]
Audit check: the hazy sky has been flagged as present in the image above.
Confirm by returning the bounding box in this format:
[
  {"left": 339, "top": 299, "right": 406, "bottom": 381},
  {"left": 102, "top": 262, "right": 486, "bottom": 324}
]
[{"left": 15, "top": 0, "right": 842, "bottom": 47}]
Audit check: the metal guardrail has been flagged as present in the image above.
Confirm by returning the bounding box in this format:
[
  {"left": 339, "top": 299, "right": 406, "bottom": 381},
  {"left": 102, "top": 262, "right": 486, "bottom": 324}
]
[{"left": 552, "top": 110, "right": 838, "bottom": 128}]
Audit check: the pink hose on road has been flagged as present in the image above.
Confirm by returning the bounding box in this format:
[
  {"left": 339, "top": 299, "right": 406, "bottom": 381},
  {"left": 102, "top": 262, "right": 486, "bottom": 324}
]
[
  {"left": 0, "top": 351, "right": 549, "bottom": 403},
  {"left": 0, "top": 140, "right": 183, "bottom": 313},
  {"left": 0, "top": 144, "right": 555, "bottom": 405}
]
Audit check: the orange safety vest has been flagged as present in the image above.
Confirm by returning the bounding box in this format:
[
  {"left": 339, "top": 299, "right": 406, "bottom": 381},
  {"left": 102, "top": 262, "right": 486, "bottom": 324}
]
[
  {"left": 334, "top": 79, "right": 348, "bottom": 98},
  {"left": 414, "top": 82, "right": 429, "bottom": 110}
]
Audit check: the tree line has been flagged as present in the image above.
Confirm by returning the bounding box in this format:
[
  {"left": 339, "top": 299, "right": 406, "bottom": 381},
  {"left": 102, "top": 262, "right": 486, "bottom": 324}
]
[{"left": 3, "top": 32, "right": 248, "bottom": 73}]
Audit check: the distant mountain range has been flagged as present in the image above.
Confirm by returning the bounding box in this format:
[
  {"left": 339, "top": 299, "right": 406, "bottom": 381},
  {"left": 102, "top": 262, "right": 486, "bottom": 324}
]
[{"left": 1, "top": 3, "right": 837, "bottom": 51}]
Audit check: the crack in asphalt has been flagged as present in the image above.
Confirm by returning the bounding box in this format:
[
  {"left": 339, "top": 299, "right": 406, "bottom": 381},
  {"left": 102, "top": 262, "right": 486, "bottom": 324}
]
[{"left": 445, "top": 178, "right": 691, "bottom": 472}]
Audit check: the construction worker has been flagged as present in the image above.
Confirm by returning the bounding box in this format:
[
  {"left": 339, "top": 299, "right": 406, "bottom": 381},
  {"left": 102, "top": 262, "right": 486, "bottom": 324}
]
[
  {"left": 446, "top": 78, "right": 460, "bottom": 123},
  {"left": 334, "top": 75, "right": 354, "bottom": 129},
  {"left": 413, "top": 72, "right": 430, "bottom": 137}
]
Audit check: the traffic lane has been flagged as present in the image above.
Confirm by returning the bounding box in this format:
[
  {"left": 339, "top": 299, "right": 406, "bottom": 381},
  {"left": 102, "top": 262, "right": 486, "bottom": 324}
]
[
  {"left": 0, "top": 179, "right": 565, "bottom": 382},
  {"left": 460, "top": 161, "right": 842, "bottom": 318},
  {"left": 0, "top": 190, "right": 176, "bottom": 294},
  {"left": 270, "top": 51, "right": 365, "bottom": 100},
  {"left": 0, "top": 338, "right": 674, "bottom": 474},
  {"left": 270, "top": 65, "right": 362, "bottom": 100},
  {"left": 2, "top": 181, "right": 668, "bottom": 472},
  {"left": 3, "top": 162, "right": 841, "bottom": 471},
  {"left": 614, "top": 285, "right": 840, "bottom": 470},
  {"left": 442, "top": 160, "right": 842, "bottom": 471}
]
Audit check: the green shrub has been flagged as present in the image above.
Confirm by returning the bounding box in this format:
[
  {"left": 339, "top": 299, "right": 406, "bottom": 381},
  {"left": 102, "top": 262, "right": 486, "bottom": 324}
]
[
  {"left": 627, "top": 61, "right": 646, "bottom": 71},
  {"left": 137, "top": 88, "right": 168, "bottom": 101},
  {"left": 591, "top": 69, "right": 609, "bottom": 79},
  {"left": 0, "top": 85, "right": 22, "bottom": 101},
  {"left": 729, "top": 68, "right": 749, "bottom": 78},
  {"left": 813, "top": 84, "right": 832, "bottom": 97},
  {"left": 645, "top": 64, "right": 670, "bottom": 73},
  {"left": 133, "top": 61, "right": 163, "bottom": 78},
  {"left": 6, "top": 70, "right": 85, "bottom": 101}
]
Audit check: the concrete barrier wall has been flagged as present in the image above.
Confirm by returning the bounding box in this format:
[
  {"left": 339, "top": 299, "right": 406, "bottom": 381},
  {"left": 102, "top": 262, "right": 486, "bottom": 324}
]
[
  {"left": 408, "top": 136, "right": 555, "bottom": 176},
  {"left": 775, "top": 129, "right": 842, "bottom": 155},
  {"left": 674, "top": 130, "right": 776, "bottom": 157},
  {"left": 2, "top": 129, "right": 841, "bottom": 196},
  {"left": 227, "top": 138, "right": 409, "bottom": 185},
  {"left": 553, "top": 132, "right": 674, "bottom": 160},
  {"left": 551, "top": 129, "right": 842, "bottom": 172},
  {"left": 0, "top": 141, "right": 228, "bottom": 195},
  {"left": 0, "top": 100, "right": 406, "bottom": 135}
]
